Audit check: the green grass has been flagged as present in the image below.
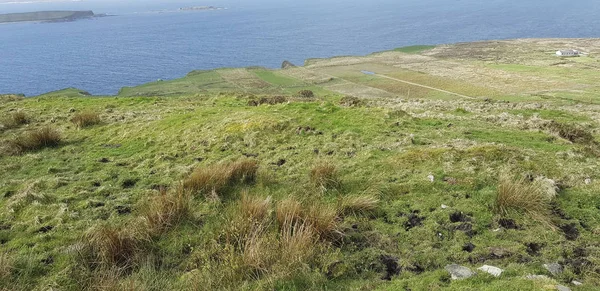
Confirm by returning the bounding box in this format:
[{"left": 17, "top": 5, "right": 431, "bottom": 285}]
[
  {"left": 2, "top": 40, "right": 600, "bottom": 290},
  {"left": 393, "top": 45, "right": 436, "bottom": 54}
]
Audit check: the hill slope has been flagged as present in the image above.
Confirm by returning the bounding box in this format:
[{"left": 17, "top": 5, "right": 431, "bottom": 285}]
[{"left": 1, "top": 39, "right": 600, "bottom": 290}]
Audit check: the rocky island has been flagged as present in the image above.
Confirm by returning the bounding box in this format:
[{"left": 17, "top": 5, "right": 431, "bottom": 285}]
[
  {"left": 0, "top": 11, "right": 101, "bottom": 23},
  {"left": 179, "top": 6, "right": 224, "bottom": 11}
]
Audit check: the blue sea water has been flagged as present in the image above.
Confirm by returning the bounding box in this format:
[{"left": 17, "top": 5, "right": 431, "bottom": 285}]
[{"left": 1, "top": 0, "right": 599, "bottom": 96}]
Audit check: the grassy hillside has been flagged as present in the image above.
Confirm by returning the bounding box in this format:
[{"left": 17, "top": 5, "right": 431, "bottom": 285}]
[
  {"left": 1, "top": 39, "right": 600, "bottom": 290},
  {"left": 0, "top": 11, "right": 94, "bottom": 23}
]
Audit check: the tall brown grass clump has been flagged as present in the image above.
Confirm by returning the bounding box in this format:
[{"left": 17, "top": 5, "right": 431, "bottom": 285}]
[
  {"left": 7, "top": 127, "right": 61, "bottom": 155},
  {"left": 309, "top": 162, "right": 340, "bottom": 191},
  {"left": 303, "top": 203, "right": 342, "bottom": 241},
  {"left": 80, "top": 224, "right": 147, "bottom": 270},
  {"left": 240, "top": 193, "right": 272, "bottom": 223},
  {"left": 183, "top": 159, "right": 258, "bottom": 198},
  {"left": 279, "top": 217, "right": 317, "bottom": 267},
  {"left": 275, "top": 197, "right": 303, "bottom": 226},
  {"left": 2, "top": 111, "right": 30, "bottom": 129},
  {"left": 141, "top": 186, "right": 191, "bottom": 236},
  {"left": 339, "top": 194, "right": 379, "bottom": 216},
  {"left": 71, "top": 111, "right": 101, "bottom": 128},
  {"left": 494, "top": 176, "right": 552, "bottom": 222}
]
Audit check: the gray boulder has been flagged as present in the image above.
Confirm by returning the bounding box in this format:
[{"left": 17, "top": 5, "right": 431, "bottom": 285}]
[
  {"left": 478, "top": 265, "right": 503, "bottom": 277},
  {"left": 544, "top": 263, "right": 563, "bottom": 276},
  {"left": 445, "top": 264, "right": 475, "bottom": 280}
]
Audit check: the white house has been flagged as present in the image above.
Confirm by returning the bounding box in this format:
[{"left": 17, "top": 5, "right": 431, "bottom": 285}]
[{"left": 556, "top": 50, "right": 580, "bottom": 57}]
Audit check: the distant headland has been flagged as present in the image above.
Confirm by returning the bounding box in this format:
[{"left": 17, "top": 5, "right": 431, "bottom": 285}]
[
  {"left": 0, "top": 11, "right": 107, "bottom": 24},
  {"left": 179, "top": 6, "right": 224, "bottom": 11}
]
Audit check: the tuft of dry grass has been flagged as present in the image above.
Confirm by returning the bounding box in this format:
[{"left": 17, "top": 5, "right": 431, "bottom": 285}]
[
  {"left": 275, "top": 197, "right": 303, "bottom": 226},
  {"left": 303, "top": 203, "right": 342, "bottom": 241},
  {"left": 183, "top": 159, "right": 258, "bottom": 198},
  {"left": 279, "top": 218, "right": 316, "bottom": 267},
  {"left": 494, "top": 176, "right": 553, "bottom": 223},
  {"left": 339, "top": 194, "right": 379, "bottom": 216},
  {"left": 6, "top": 127, "right": 61, "bottom": 155},
  {"left": 141, "top": 186, "right": 191, "bottom": 236},
  {"left": 80, "top": 224, "right": 147, "bottom": 269},
  {"left": 71, "top": 111, "right": 101, "bottom": 128},
  {"left": 240, "top": 193, "right": 272, "bottom": 223},
  {"left": 2, "top": 111, "right": 30, "bottom": 129},
  {"left": 0, "top": 252, "right": 12, "bottom": 281},
  {"left": 309, "top": 162, "right": 340, "bottom": 191}
]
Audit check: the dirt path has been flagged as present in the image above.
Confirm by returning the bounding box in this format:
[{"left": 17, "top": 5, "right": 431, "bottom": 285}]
[{"left": 371, "top": 72, "right": 477, "bottom": 100}]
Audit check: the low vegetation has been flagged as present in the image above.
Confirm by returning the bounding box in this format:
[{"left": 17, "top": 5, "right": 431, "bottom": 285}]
[
  {"left": 4, "top": 126, "right": 61, "bottom": 155},
  {"left": 2, "top": 40, "right": 600, "bottom": 290},
  {"left": 71, "top": 111, "right": 101, "bottom": 128},
  {"left": 494, "top": 175, "right": 553, "bottom": 224}
]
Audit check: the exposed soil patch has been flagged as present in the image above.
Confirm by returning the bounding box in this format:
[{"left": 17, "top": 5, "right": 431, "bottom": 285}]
[
  {"left": 560, "top": 223, "right": 580, "bottom": 241},
  {"left": 121, "top": 179, "right": 138, "bottom": 189},
  {"left": 37, "top": 225, "right": 54, "bottom": 233},
  {"left": 115, "top": 205, "right": 132, "bottom": 215},
  {"left": 462, "top": 242, "right": 476, "bottom": 253},
  {"left": 380, "top": 255, "right": 401, "bottom": 280},
  {"left": 498, "top": 218, "right": 519, "bottom": 230},
  {"left": 98, "top": 157, "right": 110, "bottom": 163},
  {"left": 449, "top": 211, "right": 470, "bottom": 223},
  {"left": 525, "top": 242, "right": 544, "bottom": 256},
  {"left": 404, "top": 211, "right": 425, "bottom": 230}
]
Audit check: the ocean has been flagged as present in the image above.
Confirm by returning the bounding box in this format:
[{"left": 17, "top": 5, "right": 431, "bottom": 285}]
[{"left": 1, "top": 0, "right": 599, "bottom": 96}]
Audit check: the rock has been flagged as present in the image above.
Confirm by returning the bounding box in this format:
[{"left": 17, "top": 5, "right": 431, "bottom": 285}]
[
  {"left": 544, "top": 263, "right": 563, "bottom": 276},
  {"left": 556, "top": 285, "right": 571, "bottom": 291},
  {"left": 584, "top": 178, "right": 591, "bottom": 185},
  {"left": 427, "top": 174, "right": 435, "bottom": 182},
  {"left": 572, "top": 280, "right": 583, "bottom": 286},
  {"left": 534, "top": 177, "right": 558, "bottom": 199},
  {"left": 478, "top": 265, "right": 503, "bottom": 277},
  {"left": 281, "top": 60, "right": 296, "bottom": 69},
  {"left": 441, "top": 204, "right": 449, "bottom": 209},
  {"left": 445, "top": 264, "right": 475, "bottom": 280},
  {"left": 526, "top": 274, "right": 550, "bottom": 280}
]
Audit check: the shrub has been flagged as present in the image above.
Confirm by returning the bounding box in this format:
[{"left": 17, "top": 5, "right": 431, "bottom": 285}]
[
  {"left": 7, "top": 127, "right": 61, "bottom": 155},
  {"left": 494, "top": 176, "right": 552, "bottom": 223},
  {"left": 297, "top": 90, "right": 315, "bottom": 98},
  {"left": 71, "top": 111, "right": 101, "bottom": 128},
  {"left": 183, "top": 159, "right": 258, "bottom": 198},
  {"left": 141, "top": 186, "right": 191, "bottom": 236},
  {"left": 309, "top": 162, "right": 340, "bottom": 191},
  {"left": 339, "top": 194, "right": 379, "bottom": 216},
  {"left": 80, "top": 224, "right": 147, "bottom": 269}
]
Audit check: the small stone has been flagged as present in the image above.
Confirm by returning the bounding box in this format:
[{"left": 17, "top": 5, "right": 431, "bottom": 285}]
[
  {"left": 445, "top": 264, "right": 475, "bottom": 280},
  {"left": 441, "top": 204, "right": 449, "bottom": 209},
  {"left": 427, "top": 174, "right": 435, "bottom": 182},
  {"left": 556, "top": 285, "right": 571, "bottom": 291},
  {"left": 478, "top": 265, "right": 503, "bottom": 277},
  {"left": 544, "top": 263, "right": 563, "bottom": 276},
  {"left": 526, "top": 274, "right": 550, "bottom": 280},
  {"left": 584, "top": 178, "right": 591, "bottom": 185},
  {"left": 572, "top": 280, "right": 583, "bottom": 286}
]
